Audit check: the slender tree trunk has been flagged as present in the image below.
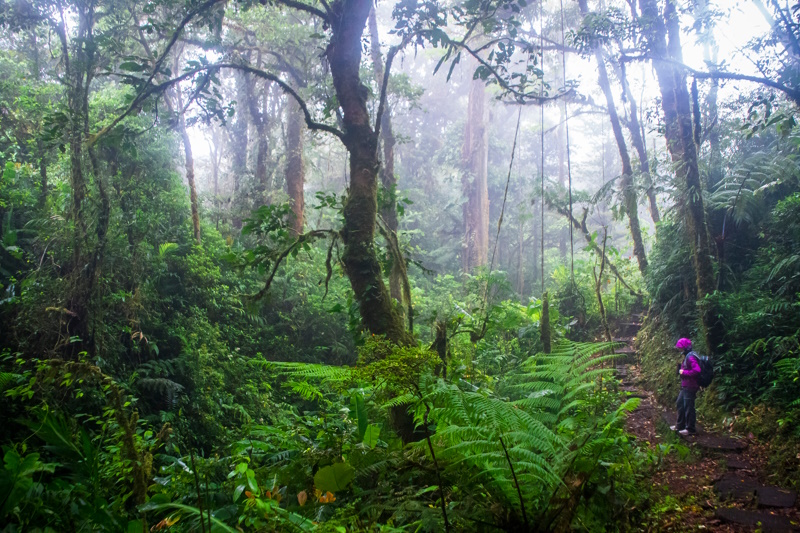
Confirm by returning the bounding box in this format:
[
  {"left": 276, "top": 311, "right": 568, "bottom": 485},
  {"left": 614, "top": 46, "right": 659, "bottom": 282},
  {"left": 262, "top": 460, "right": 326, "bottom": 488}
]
[
  {"left": 541, "top": 292, "right": 551, "bottom": 353},
  {"left": 171, "top": 64, "right": 201, "bottom": 245},
  {"left": 462, "top": 75, "right": 489, "bottom": 272},
  {"left": 246, "top": 74, "right": 270, "bottom": 201},
  {"left": 618, "top": 62, "right": 660, "bottom": 223},
  {"left": 178, "top": 119, "right": 201, "bottom": 244},
  {"left": 329, "top": 0, "right": 412, "bottom": 346},
  {"left": 368, "top": 7, "right": 404, "bottom": 309},
  {"left": 594, "top": 229, "right": 613, "bottom": 344},
  {"left": 580, "top": 0, "right": 647, "bottom": 273},
  {"left": 285, "top": 98, "right": 305, "bottom": 234},
  {"left": 557, "top": 107, "right": 567, "bottom": 258},
  {"left": 640, "top": 0, "right": 723, "bottom": 354},
  {"left": 516, "top": 216, "right": 525, "bottom": 297},
  {"left": 230, "top": 69, "right": 250, "bottom": 229},
  {"left": 37, "top": 139, "right": 47, "bottom": 209}
]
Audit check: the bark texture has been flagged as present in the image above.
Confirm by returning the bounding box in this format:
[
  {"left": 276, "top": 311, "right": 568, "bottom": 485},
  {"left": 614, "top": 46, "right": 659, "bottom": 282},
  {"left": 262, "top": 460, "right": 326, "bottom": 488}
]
[
  {"left": 462, "top": 76, "right": 490, "bottom": 272},
  {"left": 640, "top": 0, "right": 723, "bottom": 354},
  {"left": 329, "top": 0, "right": 412, "bottom": 346},
  {"left": 285, "top": 98, "right": 305, "bottom": 234}
]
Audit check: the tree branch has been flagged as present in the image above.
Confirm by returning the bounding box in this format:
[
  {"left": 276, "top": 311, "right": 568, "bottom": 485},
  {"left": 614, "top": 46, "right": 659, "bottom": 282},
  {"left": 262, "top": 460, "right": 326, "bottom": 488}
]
[
  {"left": 89, "top": 62, "right": 343, "bottom": 146},
  {"left": 267, "top": 0, "right": 329, "bottom": 22},
  {"left": 622, "top": 54, "right": 800, "bottom": 106}
]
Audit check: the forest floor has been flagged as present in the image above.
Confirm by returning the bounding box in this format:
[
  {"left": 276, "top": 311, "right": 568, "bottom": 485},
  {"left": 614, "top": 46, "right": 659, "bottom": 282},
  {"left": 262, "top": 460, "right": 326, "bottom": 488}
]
[{"left": 616, "top": 333, "right": 800, "bottom": 532}]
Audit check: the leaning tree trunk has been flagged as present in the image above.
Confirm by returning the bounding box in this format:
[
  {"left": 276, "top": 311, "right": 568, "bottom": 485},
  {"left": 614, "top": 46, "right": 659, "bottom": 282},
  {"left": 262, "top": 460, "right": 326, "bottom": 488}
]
[
  {"left": 462, "top": 75, "right": 490, "bottom": 273},
  {"left": 285, "top": 97, "right": 305, "bottom": 235},
  {"left": 329, "top": 0, "right": 412, "bottom": 346},
  {"left": 640, "top": 0, "right": 724, "bottom": 354},
  {"left": 368, "top": 7, "right": 404, "bottom": 311},
  {"left": 580, "top": 0, "right": 647, "bottom": 274}
]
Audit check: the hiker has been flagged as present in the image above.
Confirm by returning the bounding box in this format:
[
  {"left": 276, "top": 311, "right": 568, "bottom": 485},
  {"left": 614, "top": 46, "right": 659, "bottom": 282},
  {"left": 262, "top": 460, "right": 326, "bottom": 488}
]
[{"left": 670, "top": 337, "right": 701, "bottom": 436}]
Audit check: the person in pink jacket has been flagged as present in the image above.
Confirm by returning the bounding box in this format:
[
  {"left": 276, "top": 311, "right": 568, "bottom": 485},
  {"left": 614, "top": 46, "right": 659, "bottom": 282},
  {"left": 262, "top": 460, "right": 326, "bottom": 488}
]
[{"left": 670, "top": 338, "right": 701, "bottom": 436}]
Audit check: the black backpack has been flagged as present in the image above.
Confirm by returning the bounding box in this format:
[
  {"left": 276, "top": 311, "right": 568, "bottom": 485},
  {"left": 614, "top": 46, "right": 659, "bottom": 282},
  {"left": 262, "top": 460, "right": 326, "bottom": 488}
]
[{"left": 690, "top": 353, "right": 714, "bottom": 388}]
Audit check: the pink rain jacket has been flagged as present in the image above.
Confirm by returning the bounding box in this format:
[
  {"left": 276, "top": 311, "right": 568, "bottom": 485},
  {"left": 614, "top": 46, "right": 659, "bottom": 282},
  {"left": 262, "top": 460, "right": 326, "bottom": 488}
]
[{"left": 679, "top": 352, "right": 702, "bottom": 390}]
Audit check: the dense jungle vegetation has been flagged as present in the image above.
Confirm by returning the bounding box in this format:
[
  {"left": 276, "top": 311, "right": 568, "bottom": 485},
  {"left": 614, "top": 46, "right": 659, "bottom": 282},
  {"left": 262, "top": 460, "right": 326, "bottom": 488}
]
[{"left": 1, "top": 0, "right": 800, "bottom": 530}]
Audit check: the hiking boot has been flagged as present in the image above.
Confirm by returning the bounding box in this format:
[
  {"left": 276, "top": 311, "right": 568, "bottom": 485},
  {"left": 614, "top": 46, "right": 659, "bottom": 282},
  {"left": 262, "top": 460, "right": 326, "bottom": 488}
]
[
  {"left": 669, "top": 425, "right": 679, "bottom": 431},
  {"left": 678, "top": 429, "right": 691, "bottom": 436}
]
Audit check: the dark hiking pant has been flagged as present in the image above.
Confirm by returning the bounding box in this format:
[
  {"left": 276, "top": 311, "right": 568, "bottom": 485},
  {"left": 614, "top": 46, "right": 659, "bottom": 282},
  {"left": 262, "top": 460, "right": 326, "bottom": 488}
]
[{"left": 676, "top": 388, "right": 697, "bottom": 433}]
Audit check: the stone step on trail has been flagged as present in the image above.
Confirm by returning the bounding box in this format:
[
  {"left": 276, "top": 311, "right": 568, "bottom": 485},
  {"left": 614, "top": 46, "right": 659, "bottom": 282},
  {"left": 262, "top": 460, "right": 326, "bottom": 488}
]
[
  {"left": 724, "top": 456, "right": 751, "bottom": 471},
  {"left": 715, "top": 473, "right": 796, "bottom": 508},
  {"left": 715, "top": 507, "right": 799, "bottom": 532},
  {"left": 617, "top": 322, "right": 643, "bottom": 337},
  {"left": 620, "top": 386, "right": 646, "bottom": 398}
]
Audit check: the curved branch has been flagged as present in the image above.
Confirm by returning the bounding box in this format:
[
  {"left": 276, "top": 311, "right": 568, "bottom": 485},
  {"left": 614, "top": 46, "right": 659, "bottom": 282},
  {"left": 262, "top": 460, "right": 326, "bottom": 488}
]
[
  {"left": 374, "top": 36, "right": 410, "bottom": 140},
  {"left": 429, "top": 33, "right": 572, "bottom": 103},
  {"left": 250, "top": 230, "right": 337, "bottom": 300},
  {"left": 89, "top": 63, "right": 343, "bottom": 146},
  {"left": 269, "top": 0, "right": 329, "bottom": 22}
]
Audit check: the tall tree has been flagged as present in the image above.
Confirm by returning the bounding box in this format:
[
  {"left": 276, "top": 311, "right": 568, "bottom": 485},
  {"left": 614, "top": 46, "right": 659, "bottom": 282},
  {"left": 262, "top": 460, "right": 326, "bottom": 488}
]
[
  {"left": 578, "top": 0, "right": 647, "bottom": 274},
  {"left": 172, "top": 53, "right": 201, "bottom": 244},
  {"left": 462, "top": 74, "right": 490, "bottom": 272},
  {"left": 639, "top": 0, "right": 723, "bottom": 353},
  {"left": 368, "top": 7, "right": 404, "bottom": 309},
  {"left": 285, "top": 97, "right": 305, "bottom": 234}
]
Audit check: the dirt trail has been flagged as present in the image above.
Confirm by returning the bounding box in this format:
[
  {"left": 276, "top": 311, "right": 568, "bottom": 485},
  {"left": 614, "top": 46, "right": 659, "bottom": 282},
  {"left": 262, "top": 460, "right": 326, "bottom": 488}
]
[{"left": 615, "top": 321, "right": 800, "bottom": 532}]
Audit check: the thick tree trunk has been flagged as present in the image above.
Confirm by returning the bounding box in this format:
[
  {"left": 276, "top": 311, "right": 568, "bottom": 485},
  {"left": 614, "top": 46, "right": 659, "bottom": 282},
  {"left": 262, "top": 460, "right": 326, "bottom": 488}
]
[
  {"left": 368, "top": 7, "right": 404, "bottom": 309},
  {"left": 640, "top": 0, "right": 723, "bottom": 354},
  {"left": 329, "top": 0, "right": 412, "bottom": 346},
  {"left": 462, "top": 76, "right": 490, "bottom": 272},
  {"left": 579, "top": 0, "right": 647, "bottom": 274},
  {"left": 285, "top": 98, "right": 305, "bottom": 234}
]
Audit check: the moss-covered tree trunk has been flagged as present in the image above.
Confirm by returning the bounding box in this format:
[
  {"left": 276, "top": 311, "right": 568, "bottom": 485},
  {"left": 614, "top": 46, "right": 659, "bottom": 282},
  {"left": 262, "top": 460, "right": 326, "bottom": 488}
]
[
  {"left": 640, "top": 0, "right": 724, "bottom": 354},
  {"left": 462, "top": 75, "right": 489, "bottom": 272},
  {"left": 172, "top": 71, "right": 201, "bottom": 245},
  {"left": 541, "top": 292, "right": 552, "bottom": 353},
  {"left": 329, "top": 0, "right": 412, "bottom": 346}
]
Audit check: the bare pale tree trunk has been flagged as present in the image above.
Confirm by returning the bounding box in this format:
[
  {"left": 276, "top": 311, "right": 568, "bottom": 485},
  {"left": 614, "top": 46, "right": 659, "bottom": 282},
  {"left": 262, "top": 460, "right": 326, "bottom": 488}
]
[
  {"left": 516, "top": 216, "right": 525, "bottom": 297},
  {"left": 368, "top": 7, "right": 404, "bottom": 308},
  {"left": 640, "top": 0, "right": 723, "bottom": 354},
  {"left": 285, "top": 98, "right": 305, "bottom": 234},
  {"left": 462, "top": 75, "right": 489, "bottom": 272},
  {"left": 579, "top": 0, "right": 647, "bottom": 274},
  {"left": 230, "top": 68, "right": 250, "bottom": 229},
  {"left": 557, "top": 107, "right": 567, "bottom": 258}
]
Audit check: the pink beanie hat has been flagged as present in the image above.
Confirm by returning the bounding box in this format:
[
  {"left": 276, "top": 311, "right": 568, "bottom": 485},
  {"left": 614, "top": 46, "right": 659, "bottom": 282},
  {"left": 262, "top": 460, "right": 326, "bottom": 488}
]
[{"left": 675, "top": 338, "right": 692, "bottom": 350}]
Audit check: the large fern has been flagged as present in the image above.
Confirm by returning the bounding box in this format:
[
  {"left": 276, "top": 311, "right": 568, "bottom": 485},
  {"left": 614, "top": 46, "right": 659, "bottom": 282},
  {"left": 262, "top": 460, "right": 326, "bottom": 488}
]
[{"left": 411, "top": 340, "right": 634, "bottom": 529}]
